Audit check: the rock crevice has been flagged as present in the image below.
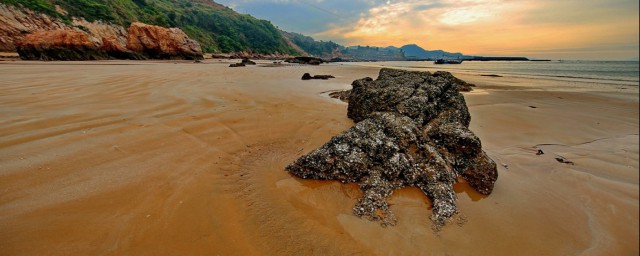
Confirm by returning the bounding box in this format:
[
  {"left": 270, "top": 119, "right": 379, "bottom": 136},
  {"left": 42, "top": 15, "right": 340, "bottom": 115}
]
[{"left": 286, "top": 68, "right": 497, "bottom": 227}]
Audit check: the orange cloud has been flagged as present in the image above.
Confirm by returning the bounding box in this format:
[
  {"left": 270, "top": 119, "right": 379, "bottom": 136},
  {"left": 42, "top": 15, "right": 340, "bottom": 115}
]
[{"left": 314, "top": 0, "right": 639, "bottom": 60}]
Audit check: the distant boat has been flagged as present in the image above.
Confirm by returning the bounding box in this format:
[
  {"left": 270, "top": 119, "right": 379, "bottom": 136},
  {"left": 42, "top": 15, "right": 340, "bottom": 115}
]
[{"left": 434, "top": 59, "right": 463, "bottom": 64}]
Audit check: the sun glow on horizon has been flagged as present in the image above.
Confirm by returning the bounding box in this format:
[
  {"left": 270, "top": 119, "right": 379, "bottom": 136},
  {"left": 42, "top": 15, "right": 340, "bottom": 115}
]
[
  {"left": 219, "top": 0, "right": 639, "bottom": 60},
  {"left": 312, "top": 0, "right": 639, "bottom": 60}
]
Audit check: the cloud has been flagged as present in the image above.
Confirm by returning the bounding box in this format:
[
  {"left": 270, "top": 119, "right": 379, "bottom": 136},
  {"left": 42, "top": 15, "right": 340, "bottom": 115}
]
[
  {"left": 314, "top": 0, "right": 638, "bottom": 59},
  {"left": 216, "top": 0, "right": 639, "bottom": 59},
  {"left": 216, "top": 0, "right": 385, "bottom": 33}
]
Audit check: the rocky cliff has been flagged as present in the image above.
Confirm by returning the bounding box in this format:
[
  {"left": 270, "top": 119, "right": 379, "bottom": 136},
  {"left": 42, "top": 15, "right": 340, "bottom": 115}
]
[
  {"left": 2, "top": 3, "right": 203, "bottom": 60},
  {"left": 15, "top": 29, "right": 109, "bottom": 60},
  {"left": 126, "top": 22, "right": 202, "bottom": 60},
  {"left": 287, "top": 68, "right": 498, "bottom": 227},
  {"left": 0, "top": 3, "right": 69, "bottom": 51},
  {"left": 0, "top": 0, "right": 302, "bottom": 54}
]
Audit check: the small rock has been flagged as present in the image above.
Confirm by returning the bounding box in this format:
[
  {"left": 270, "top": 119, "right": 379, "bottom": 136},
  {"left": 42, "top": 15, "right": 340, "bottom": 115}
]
[
  {"left": 301, "top": 73, "right": 335, "bottom": 80},
  {"left": 536, "top": 149, "right": 544, "bottom": 155},
  {"left": 328, "top": 90, "right": 351, "bottom": 102},
  {"left": 241, "top": 58, "right": 256, "bottom": 65},
  {"left": 555, "top": 157, "right": 575, "bottom": 165}
]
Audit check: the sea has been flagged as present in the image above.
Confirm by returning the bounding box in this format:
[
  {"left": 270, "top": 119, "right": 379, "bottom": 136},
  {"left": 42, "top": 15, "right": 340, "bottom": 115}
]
[{"left": 347, "top": 60, "right": 640, "bottom": 86}]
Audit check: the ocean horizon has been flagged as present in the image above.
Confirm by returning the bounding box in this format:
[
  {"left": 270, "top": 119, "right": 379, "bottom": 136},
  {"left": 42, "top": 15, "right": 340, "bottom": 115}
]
[{"left": 346, "top": 60, "right": 640, "bottom": 86}]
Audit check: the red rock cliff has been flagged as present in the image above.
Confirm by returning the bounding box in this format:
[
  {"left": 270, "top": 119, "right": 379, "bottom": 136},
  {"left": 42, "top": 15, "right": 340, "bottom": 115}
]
[
  {"left": 126, "top": 22, "right": 203, "bottom": 60},
  {"left": 15, "top": 29, "right": 110, "bottom": 60},
  {"left": 0, "top": 4, "right": 69, "bottom": 51}
]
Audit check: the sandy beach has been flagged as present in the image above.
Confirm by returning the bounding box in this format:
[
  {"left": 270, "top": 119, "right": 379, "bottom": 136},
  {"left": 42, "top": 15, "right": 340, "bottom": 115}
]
[{"left": 0, "top": 60, "right": 637, "bottom": 255}]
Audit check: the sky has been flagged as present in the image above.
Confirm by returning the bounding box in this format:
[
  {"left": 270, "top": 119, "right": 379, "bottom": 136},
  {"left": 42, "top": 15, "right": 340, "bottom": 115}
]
[{"left": 215, "top": 0, "right": 639, "bottom": 60}]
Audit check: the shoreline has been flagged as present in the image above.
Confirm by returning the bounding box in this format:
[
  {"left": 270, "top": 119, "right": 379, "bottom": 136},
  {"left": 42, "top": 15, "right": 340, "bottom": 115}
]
[
  {"left": 2, "top": 57, "right": 638, "bottom": 86},
  {"left": 0, "top": 60, "right": 637, "bottom": 255}
]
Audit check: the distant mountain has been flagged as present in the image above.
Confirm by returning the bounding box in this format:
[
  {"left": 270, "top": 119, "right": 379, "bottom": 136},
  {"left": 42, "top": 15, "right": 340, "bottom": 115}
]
[
  {"left": 341, "top": 45, "right": 406, "bottom": 61},
  {"left": 400, "top": 44, "right": 467, "bottom": 60},
  {"left": 337, "top": 44, "right": 470, "bottom": 61}
]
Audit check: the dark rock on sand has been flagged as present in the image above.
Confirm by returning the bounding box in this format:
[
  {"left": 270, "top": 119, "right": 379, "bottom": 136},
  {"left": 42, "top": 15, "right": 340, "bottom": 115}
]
[
  {"left": 328, "top": 90, "right": 351, "bottom": 102},
  {"left": 287, "top": 68, "right": 497, "bottom": 227},
  {"left": 241, "top": 58, "right": 256, "bottom": 65},
  {"left": 229, "top": 63, "right": 245, "bottom": 67},
  {"left": 301, "top": 73, "right": 335, "bottom": 80},
  {"left": 555, "top": 157, "right": 574, "bottom": 165},
  {"left": 286, "top": 56, "right": 323, "bottom": 65}
]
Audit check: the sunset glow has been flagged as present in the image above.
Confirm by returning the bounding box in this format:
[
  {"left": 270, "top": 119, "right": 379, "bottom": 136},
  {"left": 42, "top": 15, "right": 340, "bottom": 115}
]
[{"left": 218, "top": 0, "right": 639, "bottom": 60}]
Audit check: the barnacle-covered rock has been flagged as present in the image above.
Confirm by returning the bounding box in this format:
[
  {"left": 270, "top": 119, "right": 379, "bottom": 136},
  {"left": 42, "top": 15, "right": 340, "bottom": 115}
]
[{"left": 286, "top": 68, "right": 498, "bottom": 227}]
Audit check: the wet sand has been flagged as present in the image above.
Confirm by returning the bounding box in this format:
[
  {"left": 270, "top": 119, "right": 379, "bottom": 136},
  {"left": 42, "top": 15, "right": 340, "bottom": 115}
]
[{"left": 0, "top": 60, "right": 637, "bottom": 255}]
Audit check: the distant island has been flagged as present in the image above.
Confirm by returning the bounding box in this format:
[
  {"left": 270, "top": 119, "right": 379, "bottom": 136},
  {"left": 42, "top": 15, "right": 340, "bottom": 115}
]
[{"left": 336, "top": 44, "right": 535, "bottom": 62}]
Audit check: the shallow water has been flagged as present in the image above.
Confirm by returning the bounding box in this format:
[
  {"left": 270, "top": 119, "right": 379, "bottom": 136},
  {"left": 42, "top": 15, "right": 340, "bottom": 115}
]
[{"left": 348, "top": 60, "right": 640, "bottom": 86}]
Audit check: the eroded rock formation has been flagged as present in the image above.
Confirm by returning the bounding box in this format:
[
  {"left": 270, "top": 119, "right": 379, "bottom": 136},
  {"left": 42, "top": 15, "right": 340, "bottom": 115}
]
[
  {"left": 15, "top": 22, "right": 202, "bottom": 60},
  {"left": 15, "top": 29, "right": 109, "bottom": 60},
  {"left": 126, "top": 22, "right": 202, "bottom": 60},
  {"left": 0, "top": 3, "right": 69, "bottom": 51},
  {"left": 3, "top": 4, "right": 203, "bottom": 60},
  {"left": 286, "top": 68, "right": 497, "bottom": 227}
]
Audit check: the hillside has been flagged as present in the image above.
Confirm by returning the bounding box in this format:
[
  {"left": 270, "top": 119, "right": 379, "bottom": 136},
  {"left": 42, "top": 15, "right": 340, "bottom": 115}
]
[
  {"left": 0, "top": 0, "right": 298, "bottom": 54},
  {"left": 341, "top": 45, "right": 405, "bottom": 61},
  {"left": 280, "top": 31, "right": 342, "bottom": 58},
  {"left": 400, "top": 44, "right": 467, "bottom": 60}
]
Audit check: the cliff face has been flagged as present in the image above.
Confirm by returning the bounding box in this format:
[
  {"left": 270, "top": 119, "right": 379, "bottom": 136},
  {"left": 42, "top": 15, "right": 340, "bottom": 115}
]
[
  {"left": 0, "top": 0, "right": 302, "bottom": 54},
  {"left": 73, "top": 18, "right": 128, "bottom": 51},
  {"left": 0, "top": 3, "right": 130, "bottom": 53},
  {"left": 0, "top": 4, "right": 69, "bottom": 51},
  {"left": 2, "top": 3, "right": 203, "bottom": 60},
  {"left": 126, "top": 22, "right": 202, "bottom": 60},
  {"left": 15, "top": 29, "right": 111, "bottom": 60}
]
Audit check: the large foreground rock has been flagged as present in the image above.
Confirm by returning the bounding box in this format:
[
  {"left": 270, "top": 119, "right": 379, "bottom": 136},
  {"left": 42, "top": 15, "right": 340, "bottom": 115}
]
[
  {"left": 127, "top": 22, "right": 203, "bottom": 60},
  {"left": 286, "top": 68, "right": 498, "bottom": 227}
]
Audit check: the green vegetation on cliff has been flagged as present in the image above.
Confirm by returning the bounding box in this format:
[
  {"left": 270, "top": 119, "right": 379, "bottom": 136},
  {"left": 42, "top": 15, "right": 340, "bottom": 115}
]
[
  {"left": 281, "top": 31, "right": 342, "bottom": 57},
  {"left": 1, "top": 0, "right": 299, "bottom": 54}
]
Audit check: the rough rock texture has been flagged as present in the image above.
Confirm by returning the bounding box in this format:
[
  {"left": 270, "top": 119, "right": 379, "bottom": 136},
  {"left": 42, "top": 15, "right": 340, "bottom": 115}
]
[
  {"left": 241, "top": 57, "right": 256, "bottom": 65},
  {"left": 285, "top": 56, "right": 323, "bottom": 65},
  {"left": 126, "top": 22, "right": 203, "bottom": 60},
  {"left": 287, "top": 68, "right": 497, "bottom": 227},
  {"left": 3, "top": 4, "right": 203, "bottom": 60},
  {"left": 301, "top": 73, "right": 335, "bottom": 80},
  {"left": 328, "top": 90, "right": 350, "bottom": 102},
  {"left": 0, "top": 3, "right": 70, "bottom": 51},
  {"left": 15, "top": 29, "right": 110, "bottom": 60},
  {"left": 72, "top": 18, "right": 127, "bottom": 49},
  {"left": 71, "top": 18, "right": 143, "bottom": 59}
]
